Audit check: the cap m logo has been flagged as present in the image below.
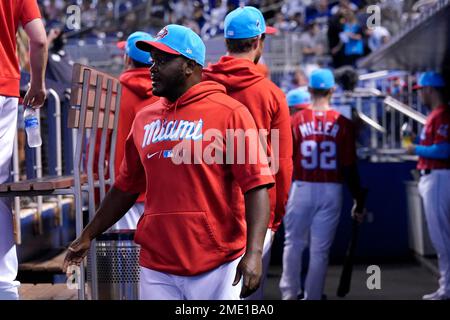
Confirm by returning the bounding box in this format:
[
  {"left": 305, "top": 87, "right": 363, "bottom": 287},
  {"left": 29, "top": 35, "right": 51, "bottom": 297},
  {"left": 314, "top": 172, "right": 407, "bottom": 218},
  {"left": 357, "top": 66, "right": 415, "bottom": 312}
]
[
  {"left": 256, "top": 19, "right": 261, "bottom": 31},
  {"left": 156, "top": 27, "right": 169, "bottom": 40}
]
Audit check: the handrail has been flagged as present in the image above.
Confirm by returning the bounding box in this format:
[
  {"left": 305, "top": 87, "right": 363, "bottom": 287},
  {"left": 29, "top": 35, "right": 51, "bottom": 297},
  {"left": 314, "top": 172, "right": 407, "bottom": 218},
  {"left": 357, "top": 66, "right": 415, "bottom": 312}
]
[
  {"left": 358, "top": 71, "right": 390, "bottom": 81},
  {"left": 47, "top": 88, "right": 64, "bottom": 226},
  {"left": 357, "top": 111, "right": 387, "bottom": 133},
  {"left": 384, "top": 96, "right": 427, "bottom": 125},
  {"left": 358, "top": 71, "right": 409, "bottom": 81},
  {"left": 47, "top": 89, "right": 63, "bottom": 176},
  {"left": 353, "top": 87, "right": 383, "bottom": 97}
]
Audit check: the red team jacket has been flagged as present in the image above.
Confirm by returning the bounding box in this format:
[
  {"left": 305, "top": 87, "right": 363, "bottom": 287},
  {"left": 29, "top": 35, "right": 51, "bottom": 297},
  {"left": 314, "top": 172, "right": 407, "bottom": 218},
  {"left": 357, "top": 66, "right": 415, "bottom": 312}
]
[
  {"left": 417, "top": 104, "right": 450, "bottom": 170},
  {"left": 115, "top": 68, "right": 159, "bottom": 202},
  {"left": 0, "top": 0, "right": 41, "bottom": 97},
  {"left": 114, "top": 81, "right": 274, "bottom": 276},
  {"left": 291, "top": 108, "right": 357, "bottom": 183},
  {"left": 203, "top": 56, "right": 293, "bottom": 231}
]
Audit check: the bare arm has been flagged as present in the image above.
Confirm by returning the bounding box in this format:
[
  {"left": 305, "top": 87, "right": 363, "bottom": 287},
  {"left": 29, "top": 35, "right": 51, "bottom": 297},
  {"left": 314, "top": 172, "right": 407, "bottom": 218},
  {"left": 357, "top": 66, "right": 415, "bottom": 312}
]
[
  {"left": 63, "top": 186, "right": 139, "bottom": 273},
  {"left": 23, "top": 18, "right": 48, "bottom": 107},
  {"left": 233, "top": 186, "right": 270, "bottom": 298}
]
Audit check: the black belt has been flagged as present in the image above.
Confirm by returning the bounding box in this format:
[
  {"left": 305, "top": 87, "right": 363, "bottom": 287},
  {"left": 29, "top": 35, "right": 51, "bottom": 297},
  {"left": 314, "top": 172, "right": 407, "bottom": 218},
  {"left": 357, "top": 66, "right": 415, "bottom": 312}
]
[{"left": 420, "top": 169, "right": 432, "bottom": 176}]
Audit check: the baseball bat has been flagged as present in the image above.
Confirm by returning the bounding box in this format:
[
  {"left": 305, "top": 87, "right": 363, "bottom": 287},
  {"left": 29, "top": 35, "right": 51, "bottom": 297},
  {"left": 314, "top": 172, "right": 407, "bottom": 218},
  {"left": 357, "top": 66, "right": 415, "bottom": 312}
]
[
  {"left": 336, "top": 219, "right": 360, "bottom": 297},
  {"left": 336, "top": 189, "right": 367, "bottom": 298}
]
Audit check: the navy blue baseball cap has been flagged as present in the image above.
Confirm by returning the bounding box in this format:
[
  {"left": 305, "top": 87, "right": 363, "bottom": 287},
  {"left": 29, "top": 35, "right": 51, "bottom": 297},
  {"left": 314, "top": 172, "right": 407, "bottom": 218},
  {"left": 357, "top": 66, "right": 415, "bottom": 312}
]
[
  {"left": 117, "top": 31, "right": 154, "bottom": 64},
  {"left": 414, "top": 71, "right": 446, "bottom": 89},
  {"left": 309, "top": 68, "right": 335, "bottom": 90},
  {"left": 287, "top": 88, "right": 311, "bottom": 109},
  {"left": 224, "top": 6, "right": 277, "bottom": 39},
  {"left": 136, "top": 25, "right": 206, "bottom": 67}
]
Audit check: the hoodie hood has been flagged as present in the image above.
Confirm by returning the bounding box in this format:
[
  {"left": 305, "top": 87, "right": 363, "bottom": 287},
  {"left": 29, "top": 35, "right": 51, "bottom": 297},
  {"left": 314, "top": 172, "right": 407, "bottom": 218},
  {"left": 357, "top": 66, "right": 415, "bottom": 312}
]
[
  {"left": 203, "top": 56, "right": 265, "bottom": 92},
  {"left": 119, "top": 68, "right": 153, "bottom": 99},
  {"left": 162, "top": 80, "right": 227, "bottom": 110}
]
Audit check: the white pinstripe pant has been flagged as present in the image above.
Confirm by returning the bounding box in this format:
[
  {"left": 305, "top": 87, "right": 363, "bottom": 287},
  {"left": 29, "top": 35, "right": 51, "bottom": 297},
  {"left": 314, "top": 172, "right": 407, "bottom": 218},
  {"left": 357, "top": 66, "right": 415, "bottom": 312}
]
[
  {"left": 0, "top": 96, "right": 20, "bottom": 300},
  {"left": 419, "top": 170, "right": 450, "bottom": 297},
  {"left": 280, "top": 180, "right": 343, "bottom": 300}
]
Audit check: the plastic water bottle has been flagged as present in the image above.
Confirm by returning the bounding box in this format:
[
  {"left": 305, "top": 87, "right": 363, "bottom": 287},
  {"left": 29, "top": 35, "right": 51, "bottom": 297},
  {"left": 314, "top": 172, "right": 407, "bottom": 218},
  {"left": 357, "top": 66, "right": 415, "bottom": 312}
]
[
  {"left": 24, "top": 106, "right": 42, "bottom": 148},
  {"left": 401, "top": 122, "right": 413, "bottom": 148}
]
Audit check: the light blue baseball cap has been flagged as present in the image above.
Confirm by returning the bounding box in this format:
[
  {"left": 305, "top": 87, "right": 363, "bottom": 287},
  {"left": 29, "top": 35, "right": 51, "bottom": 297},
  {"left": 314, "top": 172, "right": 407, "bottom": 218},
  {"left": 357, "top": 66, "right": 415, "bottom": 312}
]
[
  {"left": 136, "top": 24, "right": 206, "bottom": 67},
  {"left": 309, "top": 68, "right": 335, "bottom": 90},
  {"left": 117, "top": 31, "right": 154, "bottom": 64},
  {"left": 414, "top": 71, "right": 446, "bottom": 89},
  {"left": 224, "top": 6, "right": 277, "bottom": 39},
  {"left": 287, "top": 88, "right": 311, "bottom": 109}
]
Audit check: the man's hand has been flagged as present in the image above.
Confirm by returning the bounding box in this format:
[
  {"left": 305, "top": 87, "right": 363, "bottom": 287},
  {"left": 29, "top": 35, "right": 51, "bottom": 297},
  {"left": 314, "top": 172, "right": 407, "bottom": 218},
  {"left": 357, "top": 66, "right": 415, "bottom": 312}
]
[
  {"left": 62, "top": 234, "right": 91, "bottom": 276},
  {"left": 232, "top": 252, "right": 263, "bottom": 298},
  {"left": 351, "top": 188, "right": 368, "bottom": 224},
  {"left": 406, "top": 144, "right": 416, "bottom": 155},
  {"left": 61, "top": 187, "right": 140, "bottom": 277},
  {"left": 23, "top": 84, "right": 46, "bottom": 108},
  {"left": 351, "top": 202, "right": 366, "bottom": 223}
]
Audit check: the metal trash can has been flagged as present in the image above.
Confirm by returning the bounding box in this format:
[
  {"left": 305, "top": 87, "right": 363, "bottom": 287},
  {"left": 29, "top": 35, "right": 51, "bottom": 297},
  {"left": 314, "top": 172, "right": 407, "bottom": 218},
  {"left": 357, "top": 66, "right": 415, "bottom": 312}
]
[{"left": 94, "top": 230, "right": 140, "bottom": 300}]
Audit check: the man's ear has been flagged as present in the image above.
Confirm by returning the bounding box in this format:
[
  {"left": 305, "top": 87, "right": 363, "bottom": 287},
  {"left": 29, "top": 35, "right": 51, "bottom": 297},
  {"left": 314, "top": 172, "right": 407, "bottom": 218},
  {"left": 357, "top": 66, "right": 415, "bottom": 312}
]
[
  {"left": 185, "top": 59, "right": 197, "bottom": 76},
  {"left": 252, "top": 38, "right": 259, "bottom": 51},
  {"left": 330, "top": 87, "right": 336, "bottom": 95},
  {"left": 124, "top": 54, "right": 131, "bottom": 67}
]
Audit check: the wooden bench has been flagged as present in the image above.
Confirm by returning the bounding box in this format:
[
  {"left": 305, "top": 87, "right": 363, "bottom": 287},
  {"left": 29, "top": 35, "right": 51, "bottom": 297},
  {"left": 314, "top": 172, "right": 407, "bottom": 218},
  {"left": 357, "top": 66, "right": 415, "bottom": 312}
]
[{"left": 0, "top": 64, "right": 120, "bottom": 196}]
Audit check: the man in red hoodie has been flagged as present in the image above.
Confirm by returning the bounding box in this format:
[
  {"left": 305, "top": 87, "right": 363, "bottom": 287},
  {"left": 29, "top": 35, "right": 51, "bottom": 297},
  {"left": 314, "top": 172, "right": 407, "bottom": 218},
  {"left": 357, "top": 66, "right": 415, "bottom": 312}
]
[
  {"left": 64, "top": 25, "right": 274, "bottom": 300},
  {"left": 203, "top": 6, "right": 293, "bottom": 299},
  {"left": 102, "top": 31, "right": 159, "bottom": 230}
]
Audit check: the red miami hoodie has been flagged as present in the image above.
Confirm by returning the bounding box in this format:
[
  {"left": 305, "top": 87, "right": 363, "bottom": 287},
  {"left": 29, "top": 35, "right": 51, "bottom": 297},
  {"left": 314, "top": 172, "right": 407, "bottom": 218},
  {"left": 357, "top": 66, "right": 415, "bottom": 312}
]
[
  {"left": 114, "top": 81, "right": 274, "bottom": 276},
  {"left": 203, "top": 56, "right": 293, "bottom": 231},
  {"left": 115, "top": 68, "right": 159, "bottom": 202}
]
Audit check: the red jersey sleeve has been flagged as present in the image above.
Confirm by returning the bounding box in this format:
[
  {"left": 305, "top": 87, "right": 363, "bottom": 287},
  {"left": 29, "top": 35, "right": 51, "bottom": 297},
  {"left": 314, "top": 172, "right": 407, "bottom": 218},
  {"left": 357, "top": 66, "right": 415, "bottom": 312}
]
[
  {"left": 339, "top": 116, "right": 357, "bottom": 167},
  {"left": 431, "top": 112, "right": 450, "bottom": 144},
  {"left": 114, "top": 126, "right": 146, "bottom": 195},
  {"left": 20, "top": 0, "right": 41, "bottom": 26},
  {"left": 227, "top": 106, "right": 275, "bottom": 193}
]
